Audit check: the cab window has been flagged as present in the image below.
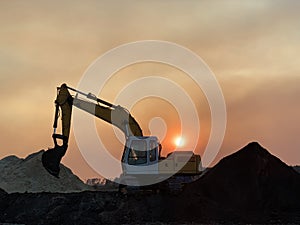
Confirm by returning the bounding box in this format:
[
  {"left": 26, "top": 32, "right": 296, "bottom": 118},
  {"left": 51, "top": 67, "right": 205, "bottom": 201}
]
[{"left": 128, "top": 140, "right": 147, "bottom": 165}]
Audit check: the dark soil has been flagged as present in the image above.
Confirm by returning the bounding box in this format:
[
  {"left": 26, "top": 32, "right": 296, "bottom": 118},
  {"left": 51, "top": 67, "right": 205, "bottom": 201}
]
[{"left": 172, "top": 142, "right": 300, "bottom": 224}]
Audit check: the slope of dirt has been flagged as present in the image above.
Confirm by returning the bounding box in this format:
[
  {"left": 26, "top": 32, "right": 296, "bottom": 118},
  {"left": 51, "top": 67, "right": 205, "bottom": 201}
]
[
  {"left": 175, "top": 142, "right": 300, "bottom": 223},
  {"left": 0, "top": 187, "right": 7, "bottom": 200},
  {"left": 294, "top": 166, "right": 300, "bottom": 174},
  {"left": 0, "top": 150, "right": 91, "bottom": 193}
]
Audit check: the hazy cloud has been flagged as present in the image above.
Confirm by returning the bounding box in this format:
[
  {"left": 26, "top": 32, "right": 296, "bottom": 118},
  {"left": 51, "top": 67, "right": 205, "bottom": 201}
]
[{"left": 0, "top": 0, "right": 299, "bottom": 179}]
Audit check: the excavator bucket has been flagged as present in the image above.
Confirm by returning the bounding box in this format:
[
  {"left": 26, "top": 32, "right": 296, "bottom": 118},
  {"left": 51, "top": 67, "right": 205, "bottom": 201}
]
[{"left": 42, "top": 145, "right": 66, "bottom": 178}]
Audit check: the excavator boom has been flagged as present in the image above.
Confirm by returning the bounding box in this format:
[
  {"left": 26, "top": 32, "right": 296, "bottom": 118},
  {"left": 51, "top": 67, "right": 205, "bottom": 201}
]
[{"left": 42, "top": 83, "right": 143, "bottom": 177}]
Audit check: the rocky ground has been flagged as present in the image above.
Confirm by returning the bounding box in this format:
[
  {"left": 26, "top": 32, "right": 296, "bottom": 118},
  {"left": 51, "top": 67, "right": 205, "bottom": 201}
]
[{"left": 0, "top": 142, "right": 300, "bottom": 224}]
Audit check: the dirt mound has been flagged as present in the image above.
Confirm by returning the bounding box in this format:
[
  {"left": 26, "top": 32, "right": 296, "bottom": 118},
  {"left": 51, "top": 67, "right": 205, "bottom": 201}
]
[
  {"left": 0, "top": 150, "right": 91, "bottom": 193},
  {"left": 0, "top": 188, "right": 7, "bottom": 201},
  {"left": 294, "top": 166, "right": 300, "bottom": 174},
  {"left": 176, "top": 142, "right": 300, "bottom": 222}
]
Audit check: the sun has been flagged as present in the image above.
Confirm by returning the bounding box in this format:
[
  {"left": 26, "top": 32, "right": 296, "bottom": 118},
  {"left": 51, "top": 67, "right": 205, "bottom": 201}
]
[{"left": 174, "top": 136, "right": 185, "bottom": 147}]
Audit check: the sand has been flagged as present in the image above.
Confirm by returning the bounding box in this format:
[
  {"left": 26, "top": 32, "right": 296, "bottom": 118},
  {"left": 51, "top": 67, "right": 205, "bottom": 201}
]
[{"left": 0, "top": 150, "right": 91, "bottom": 193}]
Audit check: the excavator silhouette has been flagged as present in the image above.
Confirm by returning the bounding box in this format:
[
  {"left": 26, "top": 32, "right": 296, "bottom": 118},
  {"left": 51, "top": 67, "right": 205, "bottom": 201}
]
[
  {"left": 42, "top": 83, "right": 149, "bottom": 177},
  {"left": 42, "top": 84, "right": 202, "bottom": 191}
]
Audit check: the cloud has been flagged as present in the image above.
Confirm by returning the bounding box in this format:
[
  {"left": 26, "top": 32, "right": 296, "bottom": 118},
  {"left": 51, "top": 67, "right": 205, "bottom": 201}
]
[{"left": 218, "top": 75, "right": 300, "bottom": 165}]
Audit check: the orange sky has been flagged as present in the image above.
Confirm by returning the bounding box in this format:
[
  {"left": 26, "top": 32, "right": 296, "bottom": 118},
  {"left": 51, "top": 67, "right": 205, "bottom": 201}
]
[{"left": 1, "top": 1, "right": 300, "bottom": 181}]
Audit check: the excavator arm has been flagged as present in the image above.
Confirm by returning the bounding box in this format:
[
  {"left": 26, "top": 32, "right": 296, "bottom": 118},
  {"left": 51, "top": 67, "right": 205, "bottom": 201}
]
[
  {"left": 73, "top": 98, "right": 143, "bottom": 137},
  {"left": 42, "top": 83, "right": 143, "bottom": 177}
]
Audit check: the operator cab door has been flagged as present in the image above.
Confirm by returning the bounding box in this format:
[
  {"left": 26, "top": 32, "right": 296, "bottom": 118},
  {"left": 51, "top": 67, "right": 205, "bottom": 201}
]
[{"left": 122, "top": 136, "right": 159, "bottom": 175}]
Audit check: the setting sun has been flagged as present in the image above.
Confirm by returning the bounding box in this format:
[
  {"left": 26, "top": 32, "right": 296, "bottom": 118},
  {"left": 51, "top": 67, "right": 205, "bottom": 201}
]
[{"left": 174, "top": 136, "right": 185, "bottom": 147}]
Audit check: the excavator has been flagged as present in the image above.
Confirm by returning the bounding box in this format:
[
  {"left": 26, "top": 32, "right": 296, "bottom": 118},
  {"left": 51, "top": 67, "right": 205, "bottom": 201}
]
[{"left": 42, "top": 84, "right": 202, "bottom": 191}]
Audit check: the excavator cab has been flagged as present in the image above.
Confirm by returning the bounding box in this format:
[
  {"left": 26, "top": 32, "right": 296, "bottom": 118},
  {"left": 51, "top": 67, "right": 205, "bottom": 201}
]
[{"left": 122, "top": 136, "right": 160, "bottom": 175}]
